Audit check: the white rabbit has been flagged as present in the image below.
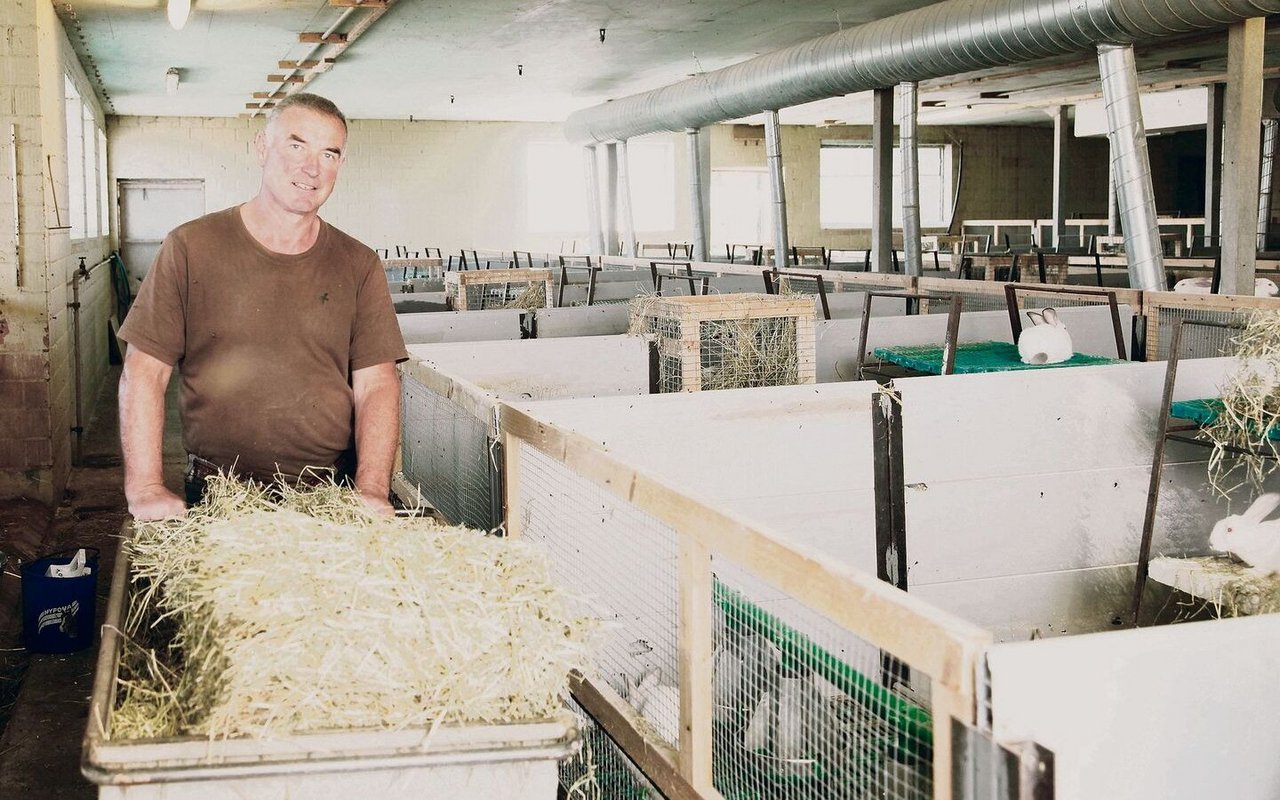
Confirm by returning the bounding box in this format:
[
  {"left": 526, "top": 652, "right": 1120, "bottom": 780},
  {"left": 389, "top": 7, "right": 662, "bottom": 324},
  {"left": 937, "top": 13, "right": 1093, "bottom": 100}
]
[
  {"left": 1017, "top": 307, "right": 1073, "bottom": 365},
  {"left": 1209, "top": 493, "right": 1280, "bottom": 575},
  {"left": 625, "top": 666, "right": 680, "bottom": 745}
]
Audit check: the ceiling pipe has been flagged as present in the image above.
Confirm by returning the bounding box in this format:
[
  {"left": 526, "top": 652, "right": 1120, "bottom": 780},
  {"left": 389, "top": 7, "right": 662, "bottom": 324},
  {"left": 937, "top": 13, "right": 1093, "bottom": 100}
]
[
  {"left": 564, "top": 0, "right": 1280, "bottom": 145},
  {"left": 763, "top": 112, "right": 789, "bottom": 270},
  {"left": 898, "top": 81, "right": 922, "bottom": 277}
]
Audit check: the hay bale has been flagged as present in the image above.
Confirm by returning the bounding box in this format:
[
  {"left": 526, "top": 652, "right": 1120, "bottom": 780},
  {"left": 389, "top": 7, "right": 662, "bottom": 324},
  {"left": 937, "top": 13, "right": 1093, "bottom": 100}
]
[{"left": 112, "top": 476, "right": 593, "bottom": 741}]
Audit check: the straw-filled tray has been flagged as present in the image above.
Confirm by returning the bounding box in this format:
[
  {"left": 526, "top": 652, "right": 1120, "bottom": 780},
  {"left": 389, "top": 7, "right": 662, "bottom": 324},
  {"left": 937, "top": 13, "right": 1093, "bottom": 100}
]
[
  {"left": 872, "top": 341, "right": 1120, "bottom": 375},
  {"left": 1169, "top": 398, "right": 1280, "bottom": 440}
]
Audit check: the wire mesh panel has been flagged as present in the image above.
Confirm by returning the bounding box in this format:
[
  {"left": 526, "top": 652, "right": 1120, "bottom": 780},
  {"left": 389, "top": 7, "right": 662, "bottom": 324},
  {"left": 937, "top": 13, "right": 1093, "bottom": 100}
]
[
  {"left": 400, "top": 373, "right": 498, "bottom": 530},
  {"left": 1143, "top": 296, "right": 1274, "bottom": 361},
  {"left": 711, "top": 558, "right": 933, "bottom": 800},
  {"left": 517, "top": 443, "right": 683, "bottom": 751},
  {"left": 631, "top": 294, "right": 817, "bottom": 392},
  {"left": 445, "top": 268, "right": 554, "bottom": 310}
]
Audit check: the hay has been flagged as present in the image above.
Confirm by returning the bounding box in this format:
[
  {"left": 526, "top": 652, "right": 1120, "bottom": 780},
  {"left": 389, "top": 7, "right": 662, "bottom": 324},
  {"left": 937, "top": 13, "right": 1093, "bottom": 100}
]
[
  {"left": 111, "top": 475, "right": 594, "bottom": 741},
  {"left": 1203, "top": 310, "right": 1280, "bottom": 498},
  {"left": 500, "top": 282, "right": 548, "bottom": 310}
]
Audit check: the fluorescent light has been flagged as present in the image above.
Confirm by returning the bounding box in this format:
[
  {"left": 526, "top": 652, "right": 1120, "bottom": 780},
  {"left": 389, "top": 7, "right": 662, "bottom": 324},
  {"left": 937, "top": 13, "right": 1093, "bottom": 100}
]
[
  {"left": 165, "top": 67, "right": 180, "bottom": 95},
  {"left": 167, "top": 0, "right": 191, "bottom": 31}
]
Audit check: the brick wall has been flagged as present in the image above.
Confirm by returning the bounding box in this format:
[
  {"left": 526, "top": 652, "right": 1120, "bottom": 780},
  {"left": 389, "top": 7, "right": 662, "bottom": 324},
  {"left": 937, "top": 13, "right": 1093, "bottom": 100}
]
[{"left": 0, "top": 0, "right": 111, "bottom": 502}]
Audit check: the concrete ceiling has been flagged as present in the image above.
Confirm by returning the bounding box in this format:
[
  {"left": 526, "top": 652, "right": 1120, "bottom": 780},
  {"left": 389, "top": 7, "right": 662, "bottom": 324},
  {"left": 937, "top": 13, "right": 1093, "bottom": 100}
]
[{"left": 57, "top": 0, "right": 1278, "bottom": 127}]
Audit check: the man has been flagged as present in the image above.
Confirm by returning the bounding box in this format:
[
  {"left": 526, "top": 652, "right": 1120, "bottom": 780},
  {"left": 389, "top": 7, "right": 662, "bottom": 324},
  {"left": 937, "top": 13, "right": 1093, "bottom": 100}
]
[{"left": 118, "top": 93, "right": 407, "bottom": 520}]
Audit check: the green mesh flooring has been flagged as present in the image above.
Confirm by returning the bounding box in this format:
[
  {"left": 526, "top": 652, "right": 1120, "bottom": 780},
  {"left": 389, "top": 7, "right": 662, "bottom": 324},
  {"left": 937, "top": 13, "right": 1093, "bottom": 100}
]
[
  {"left": 873, "top": 340, "right": 1120, "bottom": 375},
  {"left": 1170, "top": 398, "right": 1280, "bottom": 440}
]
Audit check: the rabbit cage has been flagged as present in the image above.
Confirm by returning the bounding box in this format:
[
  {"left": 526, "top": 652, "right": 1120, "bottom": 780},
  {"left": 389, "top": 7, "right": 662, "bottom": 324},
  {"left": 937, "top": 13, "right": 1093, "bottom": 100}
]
[
  {"left": 445, "top": 268, "right": 554, "bottom": 311},
  {"left": 498, "top": 357, "right": 1280, "bottom": 800}
]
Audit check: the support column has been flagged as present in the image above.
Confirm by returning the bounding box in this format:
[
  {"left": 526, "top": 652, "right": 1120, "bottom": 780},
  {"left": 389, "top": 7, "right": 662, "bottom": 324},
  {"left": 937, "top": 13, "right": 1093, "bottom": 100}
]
[
  {"left": 583, "top": 145, "right": 604, "bottom": 255},
  {"left": 1221, "top": 18, "right": 1265, "bottom": 294},
  {"left": 686, "top": 128, "right": 709, "bottom": 263},
  {"left": 1107, "top": 159, "right": 1119, "bottom": 235},
  {"left": 871, "top": 87, "right": 894, "bottom": 272},
  {"left": 898, "top": 81, "right": 922, "bottom": 276},
  {"left": 763, "top": 111, "right": 789, "bottom": 270},
  {"left": 1205, "top": 83, "right": 1226, "bottom": 249},
  {"left": 617, "top": 139, "right": 637, "bottom": 257},
  {"left": 1051, "top": 105, "right": 1069, "bottom": 249},
  {"left": 1097, "top": 44, "right": 1165, "bottom": 292},
  {"left": 603, "top": 142, "right": 620, "bottom": 256}
]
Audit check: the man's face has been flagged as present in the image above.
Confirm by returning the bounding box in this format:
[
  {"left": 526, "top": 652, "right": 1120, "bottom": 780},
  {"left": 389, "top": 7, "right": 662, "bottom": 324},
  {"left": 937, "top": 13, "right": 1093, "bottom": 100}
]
[{"left": 255, "top": 106, "right": 347, "bottom": 217}]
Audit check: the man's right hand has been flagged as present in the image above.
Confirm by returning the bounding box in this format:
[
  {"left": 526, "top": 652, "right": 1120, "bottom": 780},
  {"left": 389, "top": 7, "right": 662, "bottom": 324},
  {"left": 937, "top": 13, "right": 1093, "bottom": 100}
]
[{"left": 127, "top": 483, "right": 186, "bottom": 521}]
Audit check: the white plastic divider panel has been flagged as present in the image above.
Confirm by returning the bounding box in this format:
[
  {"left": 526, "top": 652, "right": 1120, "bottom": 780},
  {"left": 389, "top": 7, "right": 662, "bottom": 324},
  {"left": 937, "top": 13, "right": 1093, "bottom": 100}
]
[
  {"left": 895, "top": 358, "right": 1264, "bottom": 640},
  {"left": 986, "top": 614, "right": 1280, "bottom": 800},
  {"left": 398, "top": 309, "right": 523, "bottom": 344},
  {"left": 530, "top": 304, "right": 632, "bottom": 337}
]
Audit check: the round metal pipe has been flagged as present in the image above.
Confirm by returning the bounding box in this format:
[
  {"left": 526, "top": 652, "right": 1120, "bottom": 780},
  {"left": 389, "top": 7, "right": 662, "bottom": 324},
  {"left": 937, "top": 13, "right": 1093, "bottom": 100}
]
[
  {"left": 686, "top": 129, "right": 709, "bottom": 263},
  {"left": 565, "top": 0, "right": 1280, "bottom": 145},
  {"left": 899, "top": 81, "right": 923, "bottom": 277},
  {"left": 763, "top": 111, "right": 790, "bottom": 270},
  {"left": 604, "top": 142, "right": 620, "bottom": 256},
  {"left": 1098, "top": 44, "right": 1165, "bottom": 291},
  {"left": 583, "top": 145, "right": 605, "bottom": 255}
]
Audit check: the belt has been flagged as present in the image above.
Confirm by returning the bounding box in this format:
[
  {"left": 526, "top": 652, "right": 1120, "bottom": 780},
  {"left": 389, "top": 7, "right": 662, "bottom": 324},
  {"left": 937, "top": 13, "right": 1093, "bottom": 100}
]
[{"left": 185, "top": 452, "right": 356, "bottom": 487}]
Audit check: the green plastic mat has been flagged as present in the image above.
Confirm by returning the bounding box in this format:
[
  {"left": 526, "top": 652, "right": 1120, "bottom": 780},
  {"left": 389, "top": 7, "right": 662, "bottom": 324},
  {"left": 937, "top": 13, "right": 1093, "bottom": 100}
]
[
  {"left": 1170, "top": 398, "right": 1280, "bottom": 440},
  {"left": 873, "top": 340, "right": 1120, "bottom": 375}
]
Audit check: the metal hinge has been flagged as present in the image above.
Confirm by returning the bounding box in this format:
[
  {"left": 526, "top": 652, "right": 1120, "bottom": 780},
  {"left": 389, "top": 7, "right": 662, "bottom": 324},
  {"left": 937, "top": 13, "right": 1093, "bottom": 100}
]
[{"left": 952, "top": 717, "right": 1054, "bottom": 800}]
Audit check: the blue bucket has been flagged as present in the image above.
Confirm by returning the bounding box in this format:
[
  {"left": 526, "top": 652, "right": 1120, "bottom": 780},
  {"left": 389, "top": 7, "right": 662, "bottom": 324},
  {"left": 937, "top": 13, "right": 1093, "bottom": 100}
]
[{"left": 21, "top": 547, "right": 100, "bottom": 654}]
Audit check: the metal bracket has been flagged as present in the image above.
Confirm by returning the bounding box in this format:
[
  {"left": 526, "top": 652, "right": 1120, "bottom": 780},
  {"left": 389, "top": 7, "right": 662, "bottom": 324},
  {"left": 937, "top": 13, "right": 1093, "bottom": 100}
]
[{"left": 952, "top": 717, "right": 1055, "bottom": 800}]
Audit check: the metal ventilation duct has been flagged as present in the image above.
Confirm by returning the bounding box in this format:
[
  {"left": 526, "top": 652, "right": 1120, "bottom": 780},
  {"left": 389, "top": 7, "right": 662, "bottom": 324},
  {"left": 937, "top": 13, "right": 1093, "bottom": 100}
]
[{"left": 565, "top": 0, "right": 1280, "bottom": 145}]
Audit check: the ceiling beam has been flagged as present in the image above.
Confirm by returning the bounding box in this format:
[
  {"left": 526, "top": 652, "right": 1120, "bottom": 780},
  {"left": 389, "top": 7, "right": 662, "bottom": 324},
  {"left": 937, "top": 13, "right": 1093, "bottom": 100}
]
[
  {"left": 299, "top": 32, "right": 348, "bottom": 44},
  {"left": 278, "top": 59, "right": 337, "bottom": 70},
  {"left": 266, "top": 75, "right": 308, "bottom": 84}
]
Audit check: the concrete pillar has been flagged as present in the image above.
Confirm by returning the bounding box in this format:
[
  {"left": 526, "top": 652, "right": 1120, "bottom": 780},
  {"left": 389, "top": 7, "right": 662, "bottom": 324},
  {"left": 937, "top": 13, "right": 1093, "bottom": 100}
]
[
  {"left": 603, "top": 142, "right": 619, "bottom": 256},
  {"left": 616, "top": 139, "right": 636, "bottom": 257},
  {"left": 1097, "top": 44, "right": 1165, "bottom": 292},
  {"left": 1205, "top": 83, "right": 1226, "bottom": 249},
  {"left": 582, "top": 145, "right": 604, "bottom": 255},
  {"left": 1051, "top": 106, "right": 1069, "bottom": 249},
  {"left": 1220, "top": 18, "right": 1265, "bottom": 294},
  {"left": 871, "top": 87, "right": 894, "bottom": 272},
  {"left": 763, "top": 111, "right": 789, "bottom": 270}
]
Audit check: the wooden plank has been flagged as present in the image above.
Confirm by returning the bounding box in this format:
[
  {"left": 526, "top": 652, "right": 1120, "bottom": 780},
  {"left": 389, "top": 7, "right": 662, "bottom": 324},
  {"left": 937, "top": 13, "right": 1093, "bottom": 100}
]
[
  {"left": 299, "top": 32, "right": 348, "bottom": 44},
  {"left": 329, "top": 0, "right": 390, "bottom": 7},
  {"left": 676, "top": 538, "right": 714, "bottom": 790},
  {"left": 278, "top": 58, "right": 338, "bottom": 69},
  {"left": 266, "top": 74, "right": 308, "bottom": 84},
  {"left": 503, "top": 431, "right": 523, "bottom": 538},
  {"left": 252, "top": 91, "right": 287, "bottom": 99}
]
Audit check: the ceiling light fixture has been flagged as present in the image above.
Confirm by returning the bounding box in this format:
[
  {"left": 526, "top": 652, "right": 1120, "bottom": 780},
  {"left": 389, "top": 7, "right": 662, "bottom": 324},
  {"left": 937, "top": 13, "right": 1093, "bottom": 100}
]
[
  {"left": 167, "top": 0, "right": 191, "bottom": 31},
  {"left": 165, "top": 67, "right": 180, "bottom": 95}
]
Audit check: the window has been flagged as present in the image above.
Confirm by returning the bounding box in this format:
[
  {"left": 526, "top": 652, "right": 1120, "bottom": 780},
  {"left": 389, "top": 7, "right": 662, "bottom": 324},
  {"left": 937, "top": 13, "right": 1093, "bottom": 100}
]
[
  {"left": 627, "top": 140, "right": 675, "bottom": 232},
  {"left": 711, "top": 169, "right": 771, "bottom": 246},
  {"left": 526, "top": 141, "right": 587, "bottom": 233},
  {"left": 63, "top": 74, "right": 107, "bottom": 240},
  {"left": 820, "top": 142, "right": 952, "bottom": 229}
]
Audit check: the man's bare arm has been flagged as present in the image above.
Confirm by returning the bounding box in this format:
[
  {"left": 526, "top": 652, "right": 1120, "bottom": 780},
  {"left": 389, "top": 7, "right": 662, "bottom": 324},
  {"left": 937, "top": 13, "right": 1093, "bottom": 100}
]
[
  {"left": 119, "top": 346, "right": 185, "bottom": 520},
  {"left": 351, "top": 362, "right": 400, "bottom": 515}
]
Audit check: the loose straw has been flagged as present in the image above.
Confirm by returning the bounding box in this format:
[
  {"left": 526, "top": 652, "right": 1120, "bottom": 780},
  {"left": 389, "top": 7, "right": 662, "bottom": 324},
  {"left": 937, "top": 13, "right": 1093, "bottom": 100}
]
[{"left": 112, "top": 475, "right": 594, "bottom": 741}]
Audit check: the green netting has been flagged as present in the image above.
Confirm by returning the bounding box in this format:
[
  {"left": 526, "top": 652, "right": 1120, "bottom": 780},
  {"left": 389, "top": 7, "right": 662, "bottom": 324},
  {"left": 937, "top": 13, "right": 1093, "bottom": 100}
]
[
  {"left": 1170, "top": 398, "right": 1280, "bottom": 441},
  {"left": 872, "top": 341, "right": 1121, "bottom": 375}
]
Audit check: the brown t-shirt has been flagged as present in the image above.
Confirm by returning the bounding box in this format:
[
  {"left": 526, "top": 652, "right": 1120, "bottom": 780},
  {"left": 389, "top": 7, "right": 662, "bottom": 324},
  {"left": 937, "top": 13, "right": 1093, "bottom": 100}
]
[{"left": 118, "top": 206, "right": 408, "bottom": 477}]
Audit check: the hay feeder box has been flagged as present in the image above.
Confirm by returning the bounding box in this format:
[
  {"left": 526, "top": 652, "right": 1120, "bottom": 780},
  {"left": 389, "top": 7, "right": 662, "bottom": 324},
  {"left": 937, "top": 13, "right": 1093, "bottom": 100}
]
[
  {"left": 445, "top": 268, "right": 554, "bottom": 311},
  {"left": 632, "top": 292, "right": 817, "bottom": 392}
]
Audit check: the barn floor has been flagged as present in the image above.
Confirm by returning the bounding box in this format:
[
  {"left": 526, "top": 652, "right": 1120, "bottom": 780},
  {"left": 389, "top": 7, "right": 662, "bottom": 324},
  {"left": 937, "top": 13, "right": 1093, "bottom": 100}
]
[{"left": 0, "top": 367, "right": 185, "bottom": 798}]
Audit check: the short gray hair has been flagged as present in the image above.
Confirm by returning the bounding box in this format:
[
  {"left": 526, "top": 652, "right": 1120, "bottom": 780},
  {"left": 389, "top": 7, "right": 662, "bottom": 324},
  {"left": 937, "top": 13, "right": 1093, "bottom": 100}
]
[{"left": 266, "top": 93, "right": 348, "bottom": 134}]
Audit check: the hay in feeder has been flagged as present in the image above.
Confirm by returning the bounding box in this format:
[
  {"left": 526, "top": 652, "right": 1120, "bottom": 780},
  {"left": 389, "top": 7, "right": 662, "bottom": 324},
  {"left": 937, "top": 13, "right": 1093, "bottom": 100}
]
[
  {"left": 110, "top": 475, "right": 594, "bottom": 741},
  {"left": 1203, "top": 310, "right": 1280, "bottom": 498},
  {"left": 501, "top": 282, "right": 548, "bottom": 310}
]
